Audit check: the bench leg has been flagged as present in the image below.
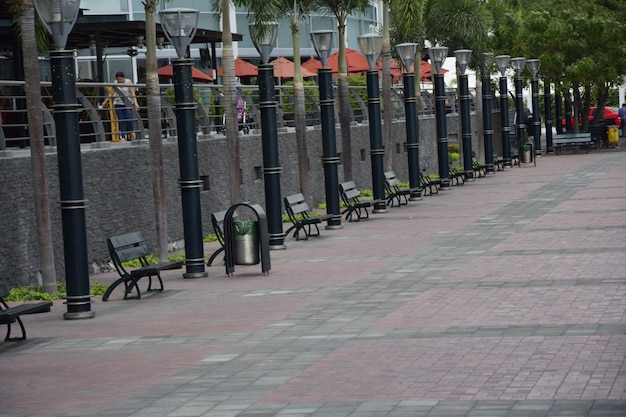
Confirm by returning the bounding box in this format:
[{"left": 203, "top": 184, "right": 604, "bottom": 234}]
[
  {"left": 102, "top": 276, "right": 141, "bottom": 302},
  {"left": 207, "top": 247, "right": 225, "bottom": 266},
  {"left": 3, "top": 317, "right": 27, "bottom": 341},
  {"left": 145, "top": 274, "right": 164, "bottom": 293}
]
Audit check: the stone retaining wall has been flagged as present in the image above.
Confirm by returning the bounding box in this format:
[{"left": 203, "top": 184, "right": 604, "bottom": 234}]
[{"left": 1, "top": 112, "right": 505, "bottom": 286}]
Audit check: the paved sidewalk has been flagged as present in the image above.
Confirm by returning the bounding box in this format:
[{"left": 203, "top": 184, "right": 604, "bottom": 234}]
[{"left": 1, "top": 144, "right": 625, "bottom": 417}]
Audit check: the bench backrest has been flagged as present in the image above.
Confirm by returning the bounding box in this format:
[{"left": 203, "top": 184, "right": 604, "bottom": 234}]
[
  {"left": 340, "top": 181, "right": 361, "bottom": 201},
  {"left": 284, "top": 193, "right": 310, "bottom": 217},
  {"left": 384, "top": 171, "right": 400, "bottom": 188},
  {"left": 211, "top": 210, "right": 237, "bottom": 246},
  {"left": 554, "top": 132, "right": 591, "bottom": 140},
  {"left": 107, "top": 231, "right": 151, "bottom": 264}
]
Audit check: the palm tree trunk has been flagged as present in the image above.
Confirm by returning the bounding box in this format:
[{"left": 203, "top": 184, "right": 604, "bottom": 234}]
[
  {"left": 336, "top": 23, "right": 352, "bottom": 181},
  {"left": 222, "top": 0, "right": 242, "bottom": 205},
  {"left": 20, "top": 0, "right": 57, "bottom": 292},
  {"left": 144, "top": 0, "right": 168, "bottom": 261},
  {"left": 381, "top": 0, "right": 394, "bottom": 172},
  {"left": 290, "top": 24, "right": 310, "bottom": 200}
]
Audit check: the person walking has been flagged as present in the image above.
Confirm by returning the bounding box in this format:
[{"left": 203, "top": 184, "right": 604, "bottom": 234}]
[
  {"left": 619, "top": 103, "right": 626, "bottom": 137},
  {"left": 112, "top": 71, "right": 139, "bottom": 140}
]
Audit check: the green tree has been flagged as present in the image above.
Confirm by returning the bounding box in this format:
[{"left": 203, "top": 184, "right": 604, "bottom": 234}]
[
  {"left": 490, "top": 0, "right": 626, "bottom": 132},
  {"left": 145, "top": 0, "right": 168, "bottom": 261},
  {"left": 381, "top": 0, "right": 393, "bottom": 172},
  {"left": 211, "top": 0, "right": 243, "bottom": 205},
  {"left": 234, "top": 0, "right": 319, "bottom": 201},
  {"left": 318, "top": 0, "right": 370, "bottom": 181},
  {"left": 7, "top": 0, "right": 57, "bottom": 292}
]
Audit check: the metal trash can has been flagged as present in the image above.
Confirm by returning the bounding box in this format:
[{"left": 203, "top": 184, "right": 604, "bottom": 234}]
[{"left": 607, "top": 125, "right": 619, "bottom": 147}]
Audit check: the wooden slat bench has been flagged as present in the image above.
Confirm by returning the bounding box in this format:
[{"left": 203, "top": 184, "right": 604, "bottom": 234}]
[
  {"left": 384, "top": 171, "right": 420, "bottom": 207},
  {"left": 552, "top": 132, "right": 593, "bottom": 154},
  {"left": 339, "top": 181, "right": 383, "bottom": 222},
  {"left": 0, "top": 281, "right": 52, "bottom": 341},
  {"left": 207, "top": 210, "right": 238, "bottom": 266},
  {"left": 419, "top": 172, "right": 441, "bottom": 196},
  {"left": 103, "top": 231, "right": 183, "bottom": 301},
  {"left": 284, "top": 193, "right": 332, "bottom": 240}
]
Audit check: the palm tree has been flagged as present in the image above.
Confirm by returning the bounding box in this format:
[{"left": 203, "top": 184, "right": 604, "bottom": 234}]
[
  {"left": 381, "top": 0, "right": 394, "bottom": 172},
  {"left": 7, "top": 0, "right": 57, "bottom": 292},
  {"left": 221, "top": 0, "right": 243, "bottom": 205},
  {"left": 234, "top": 0, "right": 318, "bottom": 201},
  {"left": 318, "top": 0, "right": 370, "bottom": 181},
  {"left": 144, "top": 0, "right": 168, "bottom": 261}
]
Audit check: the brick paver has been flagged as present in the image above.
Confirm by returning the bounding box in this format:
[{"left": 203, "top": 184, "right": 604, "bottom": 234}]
[{"left": 1, "top": 143, "right": 625, "bottom": 417}]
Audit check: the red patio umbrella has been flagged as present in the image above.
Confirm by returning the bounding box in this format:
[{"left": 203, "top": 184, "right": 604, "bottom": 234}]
[
  {"left": 376, "top": 58, "right": 403, "bottom": 82},
  {"left": 216, "top": 57, "right": 258, "bottom": 77},
  {"left": 327, "top": 48, "right": 370, "bottom": 74},
  {"left": 419, "top": 60, "right": 448, "bottom": 81},
  {"left": 157, "top": 65, "right": 213, "bottom": 83},
  {"left": 302, "top": 56, "right": 323, "bottom": 73},
  {"left": 270, "top": 56, "right": 316, "bottom": 79}
]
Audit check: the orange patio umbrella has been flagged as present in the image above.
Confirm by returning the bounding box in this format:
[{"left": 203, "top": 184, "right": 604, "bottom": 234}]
[
  {"left": 327, "top": 48, "right": 370, "bottom": 74},
  {"left": 376, "top": 58, "right": 403, "bottom": 82},
  {"left": 302, "top": 56, "right": 323, "bottom": 73},
  {"left": 157, "top": 65, "right": 213, "bottom": 83},
  {"left": 216, "top": 57, "right": 258, "bottom": 77},
  {"left": 270, "top": 56, "right": 316, "bottom": 79},
  {"left": 419, "top": 60, "right": 448, "bottom": 81}
]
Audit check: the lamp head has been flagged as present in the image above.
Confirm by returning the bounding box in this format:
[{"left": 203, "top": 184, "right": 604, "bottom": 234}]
[
  {"left": 396, "top": 43, "right": 417, "bottom": 73},
  {"left": 310, "top": 30, "right": 334, "bottom": 68},
  {"left": 510, "top": 57, "right": 526, "bottom": 77},
  {"left": 159, "top": 8, "right": 199, "bottom": 58},
  {"left": 526, "top": 59, "right": 541, "bottom": 77},
  {"left": 249, "top": 22, "right": 278, "bottom": 64},
  {"left": 495, "top": 54, "right": 510, "bottom": 77},
  {"left": 33, "top": 0, "right": 81, "bottom": 49},
  {"left": 454, "top": 49, "right": 472, "bottom": 75},
  {"left": 429, "top": 46, "right": 448, "bottom": 74},
  {"left": 481, "top": 52, "right": 494, "bottom": 75},
  {"left": 357, "top": 33, "right": 383, "bottom": 71}
]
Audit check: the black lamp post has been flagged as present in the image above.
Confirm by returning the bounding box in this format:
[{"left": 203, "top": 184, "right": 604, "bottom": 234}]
[
  {"left": 311, "top": 30, "right": 343, "bottom": 229},
  {"left": 511, "top": 57, "right": 526, "bottom": 162},
  {"left": 481, "top": 52, "right": 496, "bottom": 174},
  {"left": 431, "top": 46, "right": 451, "bottom": 188},
  {"left": 495, "top": 55, "right": 512, "bottom": 168},
  {"left": 526, "top": 59, "right": 542, "bottom": 155},
  {"left": 396, "top": 42, "right": 422, "bottom": 200},
  {"left": 33, "top": 0, "right": 94, "bottom": 319},
  {"left": 160, "top": 8, "right": 207, "bottom": 278},
  {"left": 250, "top": 22, "right": 286, "bottom": 249},
  {"left": 358, "top": 33, "right": 387, "bottom": 212},
  {"left": 454, "top": 49, "right": 474, "bottom": 181},
  {"left": 544, "top": 78, "right": 554, "bottom": 153}
]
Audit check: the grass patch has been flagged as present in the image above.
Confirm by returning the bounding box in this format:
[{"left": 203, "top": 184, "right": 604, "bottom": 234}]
[{"left": 6, "top": 281, "right": 109, "bottom": 301}]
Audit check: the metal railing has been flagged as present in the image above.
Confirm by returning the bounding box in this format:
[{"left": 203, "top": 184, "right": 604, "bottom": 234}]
[{"left": 0, "top": 80, "right": 482, "bottom": 149}]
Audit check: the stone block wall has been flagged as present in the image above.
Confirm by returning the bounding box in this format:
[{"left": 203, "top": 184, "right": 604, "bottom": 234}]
[{"left": 0, "top": 111, "right": 504, "bottom": 287}]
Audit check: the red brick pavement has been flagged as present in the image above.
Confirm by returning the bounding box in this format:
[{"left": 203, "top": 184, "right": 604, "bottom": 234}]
[{"left": 1, "top": 144, "right": 625, "bottom": 417}]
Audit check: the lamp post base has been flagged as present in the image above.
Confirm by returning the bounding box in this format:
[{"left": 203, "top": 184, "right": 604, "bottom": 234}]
[
  {"left": 183, "top": 272, "right": 209, "bottom": 279},
  {"left": 64, "top": 311, "right": 96, "bottom": 320},
  {"left": 441, "top": 179, "right": 453, "bottom": 190}
]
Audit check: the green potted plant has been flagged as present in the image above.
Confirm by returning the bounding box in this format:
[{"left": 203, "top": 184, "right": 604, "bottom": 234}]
[{"left": 232, "top": 220, "right": 259, "bottom": 265}]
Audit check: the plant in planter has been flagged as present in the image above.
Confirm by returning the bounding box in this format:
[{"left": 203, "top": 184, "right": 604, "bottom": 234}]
[
  {"left": 232, "top": 220, "right": 258, "bottom": 236},
  {"left": 232, "top": 220, "right": 259, "bottom": 265}
]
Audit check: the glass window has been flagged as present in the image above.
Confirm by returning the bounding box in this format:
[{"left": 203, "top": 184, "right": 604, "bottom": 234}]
[{"left": 82, "top": 0, "right": 128, "bottom": 14}]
